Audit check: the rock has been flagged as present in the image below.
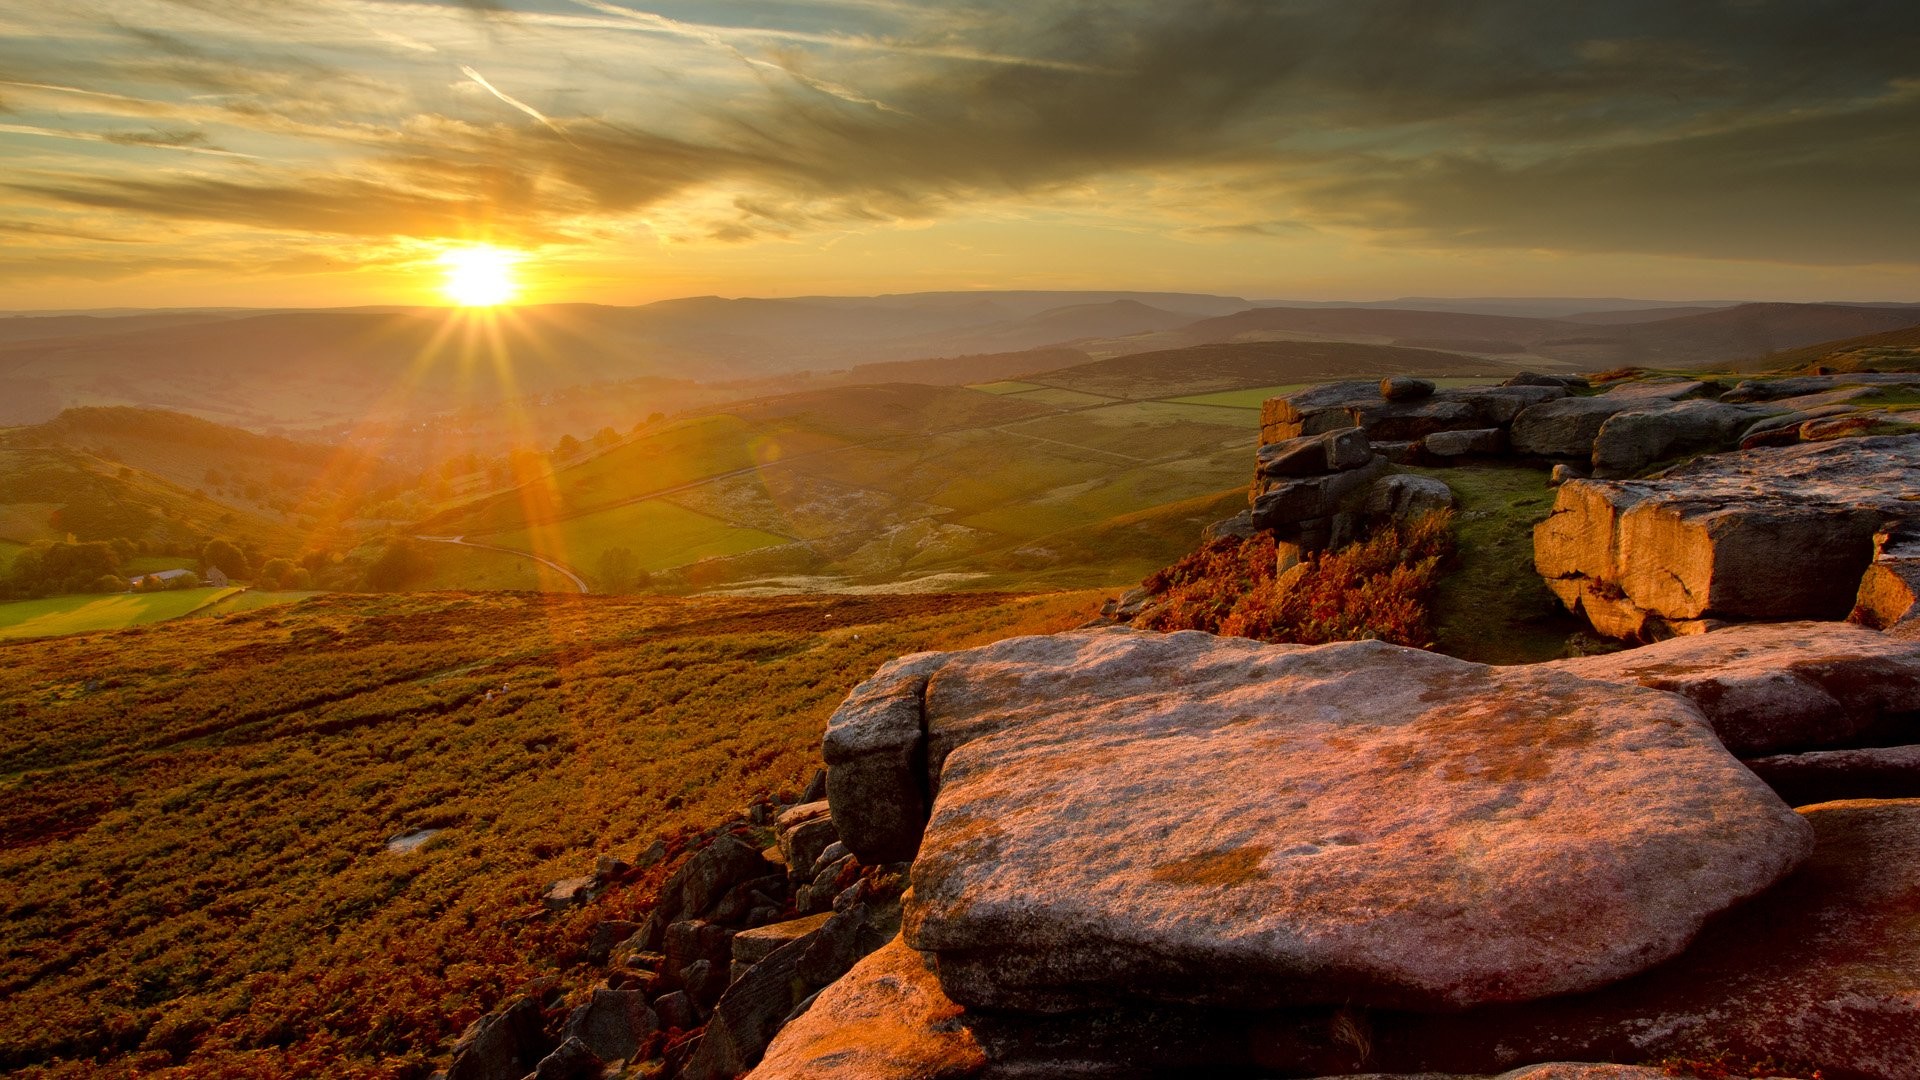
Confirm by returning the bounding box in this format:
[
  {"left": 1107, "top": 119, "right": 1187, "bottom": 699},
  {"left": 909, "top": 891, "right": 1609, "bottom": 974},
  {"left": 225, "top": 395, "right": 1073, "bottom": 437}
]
[
  {"left": 1348, "top": 398, "right": 1481, "bottom": 442},
  {"left": 1440, "top": 384, "right": 1567, "bottom": 424},
  {"left": 1365, "top": 474, "right": 1454, "bottom": 519},
  {"left": 1535, "top": 435, "right": 1920, "bottom": 637},
  {"left": 1420, "top": 427, "right": 1504, "bottom": 457},
  {"left": 1200, "top": 511, "right": 1257, "bottom": 543},
  {"left": 1548, "top": 463, "right": 1584, "bottom": 486},
  {"left": 878, "top": 631, "right": 1808, "bottom": 1012},
  {"left": 542, "top": 876, "right": 600, "bottom": 911},
  {"left": 664, "top": 920, "right": 733, "bottom": 990},
  {"left": 754, "top": 803, "right": 1919, "bottom": 1078},
  {"left": 811, "top": 842, "right": 852, "bottom": 878},
  {"left": 1742, "top": 745, "right": 1920, "bottom": 805},
  {"left": 683, "top": 958, "right": 730, "bottom": 1008},
  {"left": 746, "top": 935, "right": 986, "bottom": 1080},
  {"left": 800, "top": 768, "right": 828, "bottom": 803},
  {"left": 1544, "top": 621, "right": 1920, "bottom": 756},
  {"left": 1737, "top": 403, "right": 1859, "bottom": 447},
  {"left": 530, "top": 1036, "right": 603, "bottom": 1080},
  {"left": 562, "top": 989, "right": 658, "bottom": 1063},
  {"left": 1509, "top": 395, "right": 1645, "bottom": 458},
  {"left": 446, "top": 997, "right": 547, "bottom": 1080},
  {"left": 1372, "top": 439, "right": 1419, "bottom": 464},
  {"left": 1258, "top": 428, "right": 1374, "bottom": 478},
  {"left": 594, "top": 853, "right": 632, "bottom": 879},
  {"left": 1250, "top": 457, "right": 1391, "bottom": 530},
  {"left": 584, "top": 920, "right": 642, "bottom": 966},
  {"left": 1722, "top": 373, "right": 1920, "bottom": 402},
  {"left": 1588, "top": 399, "right": 1780, "bottom": 478},
  {"left": 690, "top": 903, "right": 902, "bottom": 1080},
  {"left": 1601, "top": 378, "right": 1707, "bottom": 401},
  {"left": 782, "top": 818, "right": 838, "bottom": 885},
  {"left": 1855, "top": 539, "right": 1920, "bottom": 633},
  {"left": 732, "top": 912, "right": 836, "bottom": 967},
  {"left": 823, "top": 653, "right": 947, "bottom": 864},
  {"left": 1380, "top": 376, "right": 1436, "bottom": 401},
  {"left": 670, "top": 834, "right": 778, "bottom": 927},
  {"left": 1261, "top": 381, "right": 1380, "bottom": 442},
  {"left": 1359, "top": 799, "right": 1920, "bottom": 1075},
  {"left": 652, "top": 990, "right": 697, "bottom": 1033}
]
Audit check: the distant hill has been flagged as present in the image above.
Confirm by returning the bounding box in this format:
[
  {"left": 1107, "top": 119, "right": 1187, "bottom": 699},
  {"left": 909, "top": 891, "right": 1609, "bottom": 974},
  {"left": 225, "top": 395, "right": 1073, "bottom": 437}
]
[
  {"left": 0, "top": 445, "right": 293, "bottom": 551},
  {"left": 1739, "top": 324, "right": 1920, "bottom": 374},
  {"left": 1111, "top": 301, "right": 1920, "bottom": 371},
  {"left": 1018, "top": 340, "right": 1518, "bottom": 399},
  {"left": 0, "top": 292, "right": 1252, "bottom": 431}
]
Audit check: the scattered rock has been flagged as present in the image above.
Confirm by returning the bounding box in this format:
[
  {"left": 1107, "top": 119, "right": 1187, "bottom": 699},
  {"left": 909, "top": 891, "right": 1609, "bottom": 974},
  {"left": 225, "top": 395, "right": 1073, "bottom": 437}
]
[
  {"left": 584, "top": 920, "right": 642, "bottom": 966},
  {"left": 1503, "top": 372, "right": 1589, "bottom": 389},
  {"left": 653, "top": 990, "right": 697, "bottom": 1033},
  {"left": 1855, "top": 536, "right": 1920, "bottom": 634},
  {"left": 732, "top": 912, "right": 836, "bottom": 969},
  {"left": 1257, "top": 428, "right": 1374, "bottom": 478},
  {"left": 1200, "top": 510, "right": 1258, "bottom": 542},
  {"left": 445, "top": 997, "right": 547, "bottom": 1080},
  {"left": 861, "top": 630, "right": 1809, "bottom": 1012},
  {"left": 1548, "top": 463, "right": 1584, "bottom": 486},
  {"left": 543, "top": 876, "right": 600, "bottom": 911},
  {"left": 562, "top": 988, "right": 658, "bottom": 1063},
  {"left": 1250, "top": 456, "right": 1390, "bottom": 530},
  {"left": 1509, "top": 396, "right": 1646, "bottom": 459},
  {"left": 776, "top": 805, "right": 838, "bottom": 884},
  {"left": 1546, "top": 620, "right": 1920, "bottom": 756}
]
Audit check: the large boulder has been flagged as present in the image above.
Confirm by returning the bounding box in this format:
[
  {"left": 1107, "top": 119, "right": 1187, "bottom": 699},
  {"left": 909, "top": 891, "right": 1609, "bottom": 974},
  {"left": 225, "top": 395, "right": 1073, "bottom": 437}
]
[
  {"left": 1261, "top": 384, "right": 1566, "bottom": 444},
  {"left": 1588, "top": 399, "right": 1780, "bottom": 478},
  {"left": 1744, "top": 745, "right": 1920, "bottom": 805},
  {"left": 750, "top": 802, "right": 1920, "bottom": 1079},
  {"left": 1509, "top": 396, "right": 1643, "bottom": 459},
  {"left": 826, "top": 630, "right": 1810, "bottom": 1014},
  {"left": 446, "top": 998, "right": 548, "bottom": 1080},
  {"left": 1535, "top": 435, "right": 1920, "bottom": 639},
  {"left": 824, "top": 652, "right": 947, "bottom": 864},
  {"left": 1257, "top": 428, "right": 1374, "bottom": 478},
  {"left": 1544, "top": 621, "right": 1920, "bottom": 756}
]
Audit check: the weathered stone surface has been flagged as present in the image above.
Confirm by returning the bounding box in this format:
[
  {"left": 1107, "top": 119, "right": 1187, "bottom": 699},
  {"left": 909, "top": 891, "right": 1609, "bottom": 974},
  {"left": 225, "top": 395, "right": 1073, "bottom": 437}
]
[
  {"left": 1588, "top": 399, "right": 1780, "bottom": 478},
  {"left": 1509, "top": 396, "right": 1644, "bottom": 458},
  {"left": 878, "top": 631, "right": 1808, "bottom": 1012},
  {"left": 1262, "top": 383, "right": 1563, "bottom": 444},
  {"left": 746, "top": 935, "right": 986, "bottom": 1080},
  {"left": 823, "top": 653, "right": 947, "bottom": 864},
  {"left": 562, "top": 988, "right": 657, "bottom": 1064},
  {"left": 1547, "top": 621, "right": 1920, "bottom": 756},
  {"left": 732, "top": 912, "right": 836, "bottom": 966},
  {"left": 1421, "top": 427, "right": 1505, "bottom": 457},
  {"left": 1504, "top": 372, "right": 1589, "bottom": 389},
  {"left": 446, "top": 998, "right": 546, "bottom": 1080},
  {"left": 1855, "top": 542, "right": 1920, "bottom": 633},
  {"left": 543, "top": 875, "right": 600, "bottom": 911},
  {"left": 1744, "top": 745, "right": 1920, "bottom": 805},
  {"left": 1548, "top": 463, "right": 1584, "bottom": 486},
  {"left": 1349, "top": 398, "right": 1480, "bottom": 441},
  {"left": 1258, "top": 428, "right": 1374, "bottom": 478},
  {"left": 1601, "top": 378, "right": 1707, "bottom": 401},
  {"left": 1535, "top": 435, "right": 1920, "bottom": 637},
  {"left": 1722, "top": 372, "right": 1920, "bottom": 402},
  {"left": 1365, "top": 474, "right": 1454, "bottom": 519},
  {"left": 1443, "top": 384, "right": 1567, "bottom": 425},
  {"left": 530, "top": 1036, "right": 603, "bottom": 1080},
  {"left": 1381, "top": 376, "right": 1436, "bottom": 401},
  {"left": 1250, "top": 457, "right": 1390, "bottom": 529},
  {"left": 1200, "top": 510, "right": 1258, "bottom": 542}
]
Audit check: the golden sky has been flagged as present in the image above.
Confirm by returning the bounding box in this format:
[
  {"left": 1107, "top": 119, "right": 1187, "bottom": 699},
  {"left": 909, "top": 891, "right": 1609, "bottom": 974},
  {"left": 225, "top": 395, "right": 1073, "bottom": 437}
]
[{"left": 4, "top": 0, "right": 1919, "bottom": 310}]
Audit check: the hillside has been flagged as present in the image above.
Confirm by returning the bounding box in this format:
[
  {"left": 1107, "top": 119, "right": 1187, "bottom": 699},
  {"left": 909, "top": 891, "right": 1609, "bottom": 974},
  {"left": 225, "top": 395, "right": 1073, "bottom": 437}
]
[
  {"left": 1114, "top": 301, "right": 1920, "bottom": 370},
  {"left": 0, "top": 588, "right": 1101, "bottom": 1078},
  {"left": 0, "top": 445, "right": 293, "bottom": 551},
  {"left": 1739, "top": 324, "right": 1920, "bottom": 373}
]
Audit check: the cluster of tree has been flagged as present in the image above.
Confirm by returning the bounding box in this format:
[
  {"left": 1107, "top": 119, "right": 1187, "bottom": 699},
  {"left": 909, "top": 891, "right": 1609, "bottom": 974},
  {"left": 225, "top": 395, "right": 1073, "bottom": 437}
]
[
  {"left": 4, "top": 540, "right": 136, "bottom": 598},
  {"left": 596, "top": 546, "right": 652, "bottom": 593}
]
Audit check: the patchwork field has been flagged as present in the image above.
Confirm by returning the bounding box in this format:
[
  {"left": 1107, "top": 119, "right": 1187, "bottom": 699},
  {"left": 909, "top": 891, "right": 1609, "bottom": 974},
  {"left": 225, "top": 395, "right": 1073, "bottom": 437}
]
[
  {"left": 0, "top": 589, "right": 1100, "bottom": 1078},
  {"left": 0, "top": 587, "right": 242, "bottom": 640}
]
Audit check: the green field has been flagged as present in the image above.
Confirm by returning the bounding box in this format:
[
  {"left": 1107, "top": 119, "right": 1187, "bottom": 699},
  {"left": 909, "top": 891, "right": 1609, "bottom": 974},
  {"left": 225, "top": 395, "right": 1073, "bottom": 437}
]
[
  {"left": 189, "top": 589, "right": 323, "bottom": 618},
  {"left": 480, "top": 499, "right": 791, "bottom": 579},
  {"left": 0, "top": 587, "right": 241, "bottom": 640},
  {"left": 967, "top": 380, "right": 1046, "bottom": 394},
  {"left": 1168, "top": 376, "right": 1503, "bottom": 409}
]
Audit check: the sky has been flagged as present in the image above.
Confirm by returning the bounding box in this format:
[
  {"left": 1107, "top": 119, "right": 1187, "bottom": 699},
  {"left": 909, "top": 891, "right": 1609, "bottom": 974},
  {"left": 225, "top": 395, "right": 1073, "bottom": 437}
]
[{"left": 3, "top": 0, "right": 1919, "bottom": 310}]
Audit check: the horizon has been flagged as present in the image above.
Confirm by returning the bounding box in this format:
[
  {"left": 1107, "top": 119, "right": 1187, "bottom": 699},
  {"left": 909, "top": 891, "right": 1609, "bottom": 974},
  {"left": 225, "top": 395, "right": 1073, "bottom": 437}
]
[{"left": 6, "top": 1, "right": 1919, "bottom": 310}]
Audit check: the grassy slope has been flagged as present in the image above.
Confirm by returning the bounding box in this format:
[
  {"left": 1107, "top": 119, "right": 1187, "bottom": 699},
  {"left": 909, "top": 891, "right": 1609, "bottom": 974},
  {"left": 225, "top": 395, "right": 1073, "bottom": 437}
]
[
  {"left": 0, "top": 589, "right": 1100, "bottom": 1079},
  {"left": 484, "top": 500, "right": 791, "bottom": 579},
  {"left": 0, "top": 446, "right": 294, "bottom": 550},
  {"left": 0, "top": 587, "right": 242, "bottom": 640}
]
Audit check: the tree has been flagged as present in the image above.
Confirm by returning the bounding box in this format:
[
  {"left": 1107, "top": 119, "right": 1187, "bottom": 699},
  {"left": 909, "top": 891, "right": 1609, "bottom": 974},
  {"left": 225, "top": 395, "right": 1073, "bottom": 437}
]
[
  {"left": 553, "top": 434, "right": 583, "bottom": 459},
  {"left": 365, "top": 538, "right": 432, "bottom": 591},
  {"left": 202, "top": 538, "right": 250, "bottom": 579},
  {"left": 258, "top": 558, "right": 298, "bottom": 589},
  {"left": 592, "top": 427, "right": 619, "bottom": 449},
  {"left": 596, "top": 547, "right": 639, "bottom": 593}
]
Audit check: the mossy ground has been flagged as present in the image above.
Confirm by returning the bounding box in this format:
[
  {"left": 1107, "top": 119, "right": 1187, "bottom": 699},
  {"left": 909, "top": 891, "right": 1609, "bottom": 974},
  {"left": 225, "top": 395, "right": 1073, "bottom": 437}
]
[{"left": 1404, "top": 463, "right": 1592, "bottom": 664}]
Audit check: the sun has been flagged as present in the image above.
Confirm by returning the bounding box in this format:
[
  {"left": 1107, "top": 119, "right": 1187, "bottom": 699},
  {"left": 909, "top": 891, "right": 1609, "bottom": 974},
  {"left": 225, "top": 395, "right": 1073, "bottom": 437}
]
[{"left": 438, "top": 245, "right": 522, "bottom": 307}]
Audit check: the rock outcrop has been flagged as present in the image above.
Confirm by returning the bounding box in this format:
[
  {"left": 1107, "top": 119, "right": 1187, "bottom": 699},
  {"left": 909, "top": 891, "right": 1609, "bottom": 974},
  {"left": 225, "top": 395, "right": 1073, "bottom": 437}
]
[
  {"left": 752, "top": 800, "right": 1920, "bottom": 1079},
  {"left": 1535, "top": 434, "right": 1920, "bottom": 640},
  {"left": 825, "top": 630, "right": 1809, "bottom": 1015}
]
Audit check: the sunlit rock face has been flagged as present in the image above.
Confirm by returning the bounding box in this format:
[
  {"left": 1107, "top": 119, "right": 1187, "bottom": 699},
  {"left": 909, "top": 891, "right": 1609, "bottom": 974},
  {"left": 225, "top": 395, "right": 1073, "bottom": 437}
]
[
  {"left": 825, "top": 629, "right": 1811, "bottom": 1014},
  {"left": 1534, "top": 434, "right": 1920, "bottom": 640}
]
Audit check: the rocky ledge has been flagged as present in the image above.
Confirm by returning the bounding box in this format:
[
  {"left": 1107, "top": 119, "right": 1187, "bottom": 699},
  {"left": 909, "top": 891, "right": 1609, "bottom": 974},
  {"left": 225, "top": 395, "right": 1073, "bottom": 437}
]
[
  {"left": 1534, "top": 434, "right": 1920, "bottom": 640},
  {"left": 738, "top": 622, "right": 1920, "bottom": 1079}
]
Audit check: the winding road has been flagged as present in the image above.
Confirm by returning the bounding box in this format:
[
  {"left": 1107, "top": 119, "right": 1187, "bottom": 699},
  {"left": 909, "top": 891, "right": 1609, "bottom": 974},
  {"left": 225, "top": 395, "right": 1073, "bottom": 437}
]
[{"left": 412, "top": 535, "right": 592, "bottom": 594}]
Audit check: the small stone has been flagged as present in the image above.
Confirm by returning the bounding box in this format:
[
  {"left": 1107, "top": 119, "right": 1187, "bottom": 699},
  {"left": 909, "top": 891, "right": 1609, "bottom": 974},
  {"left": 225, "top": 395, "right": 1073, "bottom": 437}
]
[
  {"left": 1380, "top": 376, "right": 1436, "bottom": 401},
  {"left": 585, "top": 920, "right": 642, "bottom": 966},
  {"left": 543, "top": 876, "right": 600, "bottom": 911},
  {"left": 1365, "top": 474, "right": 1453, "bottom": 520},
  {"left": 531, "top": 1036, "right": 603, "bottom": 1080},
  {"left": 562, "top": 989, "right": 658, "bottom": 1064},
  {"left": 446, "top": 998, "right": 546, "bottom": 1080},
  {"left": 1549, "top": 463, "right": 1585, "bottom": 486},
  {"left": 594, "top": 854, "right": 632, "bottom": 880},
  {"left": 731, "top": 912, "right": 836, "bottom": 966},
  {"left": 809, "top": 841, "right": 851, "bottom": 878},
  {"left": 1421, "top": 427, "right": 1504, "bottom": 457}
]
